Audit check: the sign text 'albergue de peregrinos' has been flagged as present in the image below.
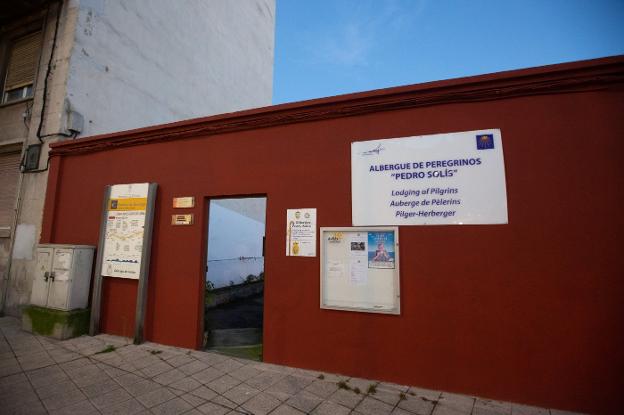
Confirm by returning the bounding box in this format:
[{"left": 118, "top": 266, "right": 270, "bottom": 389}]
[{"left": 352, "top": 129, "right": 508, "bottom": 226}]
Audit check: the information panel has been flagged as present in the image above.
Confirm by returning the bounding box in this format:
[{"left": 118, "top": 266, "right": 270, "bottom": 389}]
[
  {"left": 101, "top": 183, "right": 149, "bottom": 279},
  {"left": 320, "top": 227, "right": 400, "bottom": 314},
  {"left": 352, "top": 129, "right": 508, "bottom": 225}
]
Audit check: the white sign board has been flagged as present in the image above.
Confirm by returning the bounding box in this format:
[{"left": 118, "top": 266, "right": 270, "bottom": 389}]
[
  {"left": 321, "top": 227, "right": 400, "bottom": 314},
  {"left": 352, "top": 129, "right": 508, "bottom": 225},
  {"left": 286, "top": 208, "right": 317, "bottom": 257},
  {"left": 101, "top": 183, "right": 149, "bottom": 279}
]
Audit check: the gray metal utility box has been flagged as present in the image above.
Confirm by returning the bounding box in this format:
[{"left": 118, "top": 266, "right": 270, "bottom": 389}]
[{"left": 30, "top": 244, "right": 95, "bottom": 311}]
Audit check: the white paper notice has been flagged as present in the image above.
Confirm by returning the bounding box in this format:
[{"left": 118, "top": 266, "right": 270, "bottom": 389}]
[
  {"left": 350, "top": 258, "right": 367, "bottom": 285},
  {"left": 286, "top": 208, "right": 317, "bottom": 257},
  {"left": 327, "top": 261, "right": 345, "bottom": 279},
  {"left": 352, "top": 129, "right": 508, "bottom": 225},
  {"left": 53, "top": 250, "right": 73, "bottom": 270},
  {"left": 348, "top": 232, "right": 367, "bottom": 257},
  {"left": 53, "top": 249, "right": 73, "bottom": 281}
]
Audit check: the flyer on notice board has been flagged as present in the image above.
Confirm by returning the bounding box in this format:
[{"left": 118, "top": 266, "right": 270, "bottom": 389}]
[{"left": 368, "top": 231, "right": 396, "bottom": 269}]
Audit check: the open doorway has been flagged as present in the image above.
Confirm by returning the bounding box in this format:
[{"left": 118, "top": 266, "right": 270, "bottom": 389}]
[{"left": 204, "top": 197, "right": 266, "bottom": 361}]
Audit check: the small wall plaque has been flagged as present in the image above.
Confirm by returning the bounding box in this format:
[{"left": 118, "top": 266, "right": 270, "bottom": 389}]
[
  {"left": 171, "top": 214, "right": 194, "bottom": 225},
  {"left": 173, "top": 197, "right": 195, "bottom": 208}
]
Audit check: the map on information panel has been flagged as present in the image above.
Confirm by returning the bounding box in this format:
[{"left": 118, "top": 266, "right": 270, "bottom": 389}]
[{"left": 101, "top": 183, "right": 149, "bottom": 279}]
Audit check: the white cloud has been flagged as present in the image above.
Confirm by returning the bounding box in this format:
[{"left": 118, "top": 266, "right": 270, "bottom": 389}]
[{"left": 313, "top": 0, "right": 426, "bottom": 67}]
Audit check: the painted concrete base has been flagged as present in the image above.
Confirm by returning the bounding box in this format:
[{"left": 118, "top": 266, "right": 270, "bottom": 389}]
[{"left": 21, "top": 305, "right": 90, "bottom": 340}]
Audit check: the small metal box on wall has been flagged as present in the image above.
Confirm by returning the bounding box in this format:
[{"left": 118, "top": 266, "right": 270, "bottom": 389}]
[{"left": 30, "top": 244, "right": 95, "bottom": 311}]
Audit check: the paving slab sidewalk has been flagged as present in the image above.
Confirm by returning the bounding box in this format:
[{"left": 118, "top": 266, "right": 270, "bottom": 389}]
[{"left": 0, "top": 317, "right": 582, "bottom": 415}]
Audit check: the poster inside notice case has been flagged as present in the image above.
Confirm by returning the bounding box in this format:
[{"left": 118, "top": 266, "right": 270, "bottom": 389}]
[{"left": 367, "top": 231, "right": 395, "bottom": 269}]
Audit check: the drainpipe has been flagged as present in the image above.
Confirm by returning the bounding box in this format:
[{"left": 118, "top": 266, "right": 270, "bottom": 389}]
[{"left": 0, "top": 149, "right": 27, "bottom": 316}]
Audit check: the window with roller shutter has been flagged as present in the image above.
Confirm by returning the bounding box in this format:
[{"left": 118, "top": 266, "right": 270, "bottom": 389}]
[
  {"left": 2, "top": 31, "right": 41, "bottom": 104},
  {"left": 0, "top": 146, "right": 21, "bottom": 237}
]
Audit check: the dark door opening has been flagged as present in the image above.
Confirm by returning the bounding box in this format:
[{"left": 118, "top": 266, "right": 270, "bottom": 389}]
[{"left": 204, "top": 197, "right": 266, "bottom": 361}]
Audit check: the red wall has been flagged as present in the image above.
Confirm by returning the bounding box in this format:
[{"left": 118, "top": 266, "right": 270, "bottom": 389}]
[{"left": 42, "top": 59, "right": 624, "bottom": 414}]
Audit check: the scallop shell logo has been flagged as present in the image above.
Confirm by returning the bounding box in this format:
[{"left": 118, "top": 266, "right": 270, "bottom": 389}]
[{"left": 327, "top": 232, "right": 343, "bottom": 243}]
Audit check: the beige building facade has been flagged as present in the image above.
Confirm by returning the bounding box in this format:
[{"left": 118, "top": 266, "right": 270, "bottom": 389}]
[{"left": 0, "top": 0, "right": 275, "bottom": 316}]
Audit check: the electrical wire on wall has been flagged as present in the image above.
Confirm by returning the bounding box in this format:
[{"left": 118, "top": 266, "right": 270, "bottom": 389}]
[
  {"left": 20, "top": 131, "right": 77, "bottom": 174},
  {"left": 36, "top": 0, "right": 68, "bottom": 143},
  {"left": 21, "top": 0, "right": 78, "bottom": 174},
  {"left": 22, "top": 101, "right": 33, "bottom": 131}
]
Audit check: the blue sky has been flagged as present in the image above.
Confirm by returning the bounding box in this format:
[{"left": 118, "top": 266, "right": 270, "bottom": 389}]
[{"left": 273, "top": 0, "right": 624, "bottom": 104}]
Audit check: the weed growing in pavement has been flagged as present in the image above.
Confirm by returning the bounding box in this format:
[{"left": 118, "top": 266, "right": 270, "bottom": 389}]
[
  {"left": 95, "top": 345, "right": 116, "bottom": 354},
  {"left": 367, "top": 384, "right": 377, "bottom": 395},
  {"left": 337, "top": 380, "right": 351, "bottom": 391},
  {"left": 421, "top": 396, "right": 439, "bottom": 403},
  {"left": 399, "top": 392, "right": 407, "bottom": 401},
  {"left": 318, "top": 374, "right": 325, "bottom": 380}
]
